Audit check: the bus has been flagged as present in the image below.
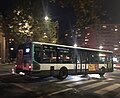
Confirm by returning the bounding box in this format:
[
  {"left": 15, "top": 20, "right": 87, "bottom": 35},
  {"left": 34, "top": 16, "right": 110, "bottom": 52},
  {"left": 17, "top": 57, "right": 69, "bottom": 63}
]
[{"left": 15, "top": 42, "right": 113, "bottom": 79}]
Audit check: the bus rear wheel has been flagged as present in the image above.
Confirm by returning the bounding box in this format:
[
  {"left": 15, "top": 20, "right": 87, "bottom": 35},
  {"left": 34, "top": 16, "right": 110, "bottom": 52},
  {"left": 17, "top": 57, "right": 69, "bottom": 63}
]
[{"left": 58, "top": 67, "right": 68, "bottom": 80}]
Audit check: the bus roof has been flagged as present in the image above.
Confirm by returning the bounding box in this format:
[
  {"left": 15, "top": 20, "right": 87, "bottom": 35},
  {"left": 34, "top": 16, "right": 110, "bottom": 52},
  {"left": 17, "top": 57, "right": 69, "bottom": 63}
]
[{"left": 32, "top": 42, "right": 113, "bottom": 53}]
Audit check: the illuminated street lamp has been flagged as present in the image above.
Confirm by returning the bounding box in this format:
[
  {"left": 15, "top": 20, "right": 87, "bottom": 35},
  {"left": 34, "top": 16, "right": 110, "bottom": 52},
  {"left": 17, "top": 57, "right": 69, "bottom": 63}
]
[
  {"left": 44, "top": 16, "right": 49, "bottom": 21},
  {"left": 99, "top": 45, "right": 103, "bottom": 50},
  {"left": 74, "top": 43, "right": 77, "bottom": 47}
]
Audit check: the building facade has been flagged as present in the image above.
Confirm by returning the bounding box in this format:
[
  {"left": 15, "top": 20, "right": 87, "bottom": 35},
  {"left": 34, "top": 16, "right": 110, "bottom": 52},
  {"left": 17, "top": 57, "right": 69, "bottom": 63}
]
[
  {"left": 76, "top": 24, "right": 120, "bottom": 60},
  {"left": 0, "top": 32, "right": 6, "bottom": 63}
]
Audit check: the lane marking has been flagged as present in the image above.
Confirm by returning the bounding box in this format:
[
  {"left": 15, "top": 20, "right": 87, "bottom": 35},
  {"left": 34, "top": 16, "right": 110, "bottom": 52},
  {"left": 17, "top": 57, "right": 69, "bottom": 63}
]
[
  {"left": 56, "top": 79, "right": 74, "bottom": 84},
  {"left": 79, "top": 81, "right": 108, "bottom": 90},
  {"left": 94, "top": 84, "right": 120, "bottom": 95},
  {"left": 66, "top": 79, "right": 96, "bottom": 87},
  {"left": 48, "top": 88, "right": 73, "bottom": 96},
  {"left": 11, "top": 83, "right": 34, "bottom": 92}
]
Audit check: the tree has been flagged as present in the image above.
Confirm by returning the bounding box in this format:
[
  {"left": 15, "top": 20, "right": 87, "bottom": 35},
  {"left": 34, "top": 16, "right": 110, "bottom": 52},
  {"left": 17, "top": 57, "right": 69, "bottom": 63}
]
[
  {"left": 52, "top": 0, "right": 104, "bottom": 28},
  {"left": 3, "top": 0, "right": 58, "bottom": 44},
  {"left": 51, "top": 0, "right": 105, "bottom": 45},
  {"left": 32, "top": 18, "right": 58, "bottom": 43}
]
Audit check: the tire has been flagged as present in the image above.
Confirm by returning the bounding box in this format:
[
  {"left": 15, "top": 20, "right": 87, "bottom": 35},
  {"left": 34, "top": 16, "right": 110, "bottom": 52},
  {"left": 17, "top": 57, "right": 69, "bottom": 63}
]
[
  {"left": 58, "top": 67, "right": 68, "bottom": 80},
  {"left": 99, "top": 67, "right": 106, "bottom": 77}
]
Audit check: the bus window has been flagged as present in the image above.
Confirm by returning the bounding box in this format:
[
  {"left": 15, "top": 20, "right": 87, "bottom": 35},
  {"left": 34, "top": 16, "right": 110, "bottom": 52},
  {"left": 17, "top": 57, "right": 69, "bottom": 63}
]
[
  {"left": 81, "top": 50, "right": 88, "bottom": 63},
  {"left": 34, "top": 45, "right": 42, "bottom": 63},
  {"left": 43, "top": 45, "right": 57, "bottom": 63},
  {"left": 57, "top": 47, "right": 71, "bottom": 63},
  {"left": 99, "top": 53, "right": 107, "bottom": 63},
  {"left": 88, "top": 51, "right": 99, "bottom": 64}
]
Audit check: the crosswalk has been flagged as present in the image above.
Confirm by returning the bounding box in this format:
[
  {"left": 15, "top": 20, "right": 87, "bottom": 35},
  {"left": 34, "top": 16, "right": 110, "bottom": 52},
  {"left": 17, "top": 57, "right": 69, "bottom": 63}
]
[{"left": 54, "top": 76, "right": 120, "bottom": 98}]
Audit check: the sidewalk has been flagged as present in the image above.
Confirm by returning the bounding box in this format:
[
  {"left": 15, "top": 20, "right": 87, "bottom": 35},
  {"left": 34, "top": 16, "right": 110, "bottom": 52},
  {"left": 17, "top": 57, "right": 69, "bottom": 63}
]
[{"left": 0, "top": 63, "right": 14, "bottom": 75}]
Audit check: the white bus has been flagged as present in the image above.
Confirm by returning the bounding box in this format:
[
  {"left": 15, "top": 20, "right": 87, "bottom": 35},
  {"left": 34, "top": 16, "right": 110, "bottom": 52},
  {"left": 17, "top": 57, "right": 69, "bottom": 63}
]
[{"left": 15, "top": 42, "right": 113, "bottom": 79}]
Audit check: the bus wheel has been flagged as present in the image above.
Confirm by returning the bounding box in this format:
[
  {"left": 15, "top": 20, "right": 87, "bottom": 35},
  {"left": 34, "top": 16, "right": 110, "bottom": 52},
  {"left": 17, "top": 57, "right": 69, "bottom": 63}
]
[
  {"left": 58, "top": 67, "right": 68, "bottom": 80},
  {"left": 99, "top": 67, "right": 106, "bottom": 77}
]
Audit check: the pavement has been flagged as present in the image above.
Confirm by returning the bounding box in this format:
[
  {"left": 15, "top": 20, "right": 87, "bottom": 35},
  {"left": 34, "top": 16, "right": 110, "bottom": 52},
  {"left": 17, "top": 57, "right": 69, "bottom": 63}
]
[{"left": 0, "top": 63, "right": 14, "bottom": 75}]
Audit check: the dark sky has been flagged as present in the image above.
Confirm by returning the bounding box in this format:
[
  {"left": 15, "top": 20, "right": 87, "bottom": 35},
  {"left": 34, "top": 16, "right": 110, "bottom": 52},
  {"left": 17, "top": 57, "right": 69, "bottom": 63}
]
[
  {"left": 103, "top": 0, "right": 120, "bottom": 23},
  {"left": 0, "top": 0, "right": 120, "bottom": 24}
]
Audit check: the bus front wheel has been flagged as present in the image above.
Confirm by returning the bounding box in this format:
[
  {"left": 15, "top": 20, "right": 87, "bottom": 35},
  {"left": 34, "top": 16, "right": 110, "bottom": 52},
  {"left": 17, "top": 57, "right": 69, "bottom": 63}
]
[{"left": 58, "top": 67, "right": 68, "bottom": 80}]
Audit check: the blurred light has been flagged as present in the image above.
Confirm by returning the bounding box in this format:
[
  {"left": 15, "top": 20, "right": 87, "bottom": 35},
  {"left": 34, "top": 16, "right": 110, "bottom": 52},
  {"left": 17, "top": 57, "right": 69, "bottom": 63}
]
[
  {"left": 102, "top": 25, "right": 107, "bottom": 28},
  {"left": 85, "top": 39, "right": 89, "bottom": 41},
  {"left": 115, "top": 28, "right": 118, "bottom": 31},
  {"left": 87, "top": 33, "right": 90, "bottom": 35},
  {"left": 99, "top": 53, "right": 106, "bottom": 56},
  {"left": 88, "top": 74, "right": 101, "bottom": 78},
  {"left": 19, "top": 72, "right": 25, "bottom": 75},
  {"left": 114, "top": 48, "right": 118, "bottom": 50},
  {"left": 12, "top": 68, "right": 15, "bottom": 74},
  {"left": 10, "top": 48, "right": 14, "bottom": 50},
  {"left": 44, "top": 16, "right": 49, "bottom": 21},
  {"left": 65, "top": 33, "right": 68, "bottom": 36},
  {"left": 99, "top": 46, "right": 103, "bottom": 49},
  {"left": 113, "top": 57, "right": 118, "bottom": 62},
  {"left": 74, "top": 43, "right": 77, "bottom": 47}
]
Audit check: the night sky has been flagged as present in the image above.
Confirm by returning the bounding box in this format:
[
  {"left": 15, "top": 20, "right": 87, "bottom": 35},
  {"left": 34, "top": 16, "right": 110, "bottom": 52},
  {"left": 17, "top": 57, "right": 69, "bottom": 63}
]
[
  {"left": 103, "top": 0, "right": 120, "bottom": 24},
  {"left": 0, "top": 0, "right": 120, "bottom": 26}
]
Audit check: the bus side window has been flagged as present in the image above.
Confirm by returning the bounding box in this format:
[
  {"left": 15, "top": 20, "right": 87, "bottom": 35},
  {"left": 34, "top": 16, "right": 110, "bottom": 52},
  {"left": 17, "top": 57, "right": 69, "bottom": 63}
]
[
  {"left": 81, "top": 51, "right": 88, "bottom": 64},
  {"left": 88, "top": 52, "right": 99, "bottom": 64},
  {"left": 99, "top": 53, "right": 107, "bottom": 64},
  {"left": 49, "top": 46, "right": 57, "bottom": 63},
  {"left": 57, "top": 47, "right": 71, "bottom": 63},
  {"left": 43, "top": 45, "right": 57, "bottom": 63},
  {"left": 34, "top": 46, "right": 42, "bottom": 63}
]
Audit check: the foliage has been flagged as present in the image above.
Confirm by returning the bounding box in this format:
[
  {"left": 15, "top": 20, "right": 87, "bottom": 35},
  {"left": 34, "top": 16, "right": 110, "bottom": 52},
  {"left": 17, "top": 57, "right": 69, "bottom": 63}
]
[
  {"left": 52, "top": 0, "right": 104, "bottom": 28},
  {"left": 3, "top": 0, "right": 58, "bottom": 44}
]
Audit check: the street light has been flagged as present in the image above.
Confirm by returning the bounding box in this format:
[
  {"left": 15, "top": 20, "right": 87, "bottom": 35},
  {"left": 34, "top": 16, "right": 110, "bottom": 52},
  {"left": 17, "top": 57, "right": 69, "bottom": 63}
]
[
  {"left": 44, "top": 16, "right": 49, "bottom": 21},
  {"left": 74, "top": 43, "right": 77, "bottom": 47},
  {"left": 99, "top": 45, "right": 103, "bottom": 50}
]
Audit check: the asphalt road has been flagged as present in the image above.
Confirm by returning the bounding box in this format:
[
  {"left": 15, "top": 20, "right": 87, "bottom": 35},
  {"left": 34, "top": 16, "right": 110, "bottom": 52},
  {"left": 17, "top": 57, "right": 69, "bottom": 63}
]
[{"left": 0, "top": 64, "right": 120, "bottom": 98}]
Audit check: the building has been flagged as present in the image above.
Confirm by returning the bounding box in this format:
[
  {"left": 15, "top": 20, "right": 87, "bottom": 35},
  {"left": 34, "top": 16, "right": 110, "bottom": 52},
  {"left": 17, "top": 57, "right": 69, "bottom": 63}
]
[
  {"left": 76, "top": 24, "right": 120, "bottom": 60},
  {"left": 0, "top": 14, "right": 6, "bottom": 63},
  {"left": 0, "top": 31, "right": 6, "bottom": 63}
]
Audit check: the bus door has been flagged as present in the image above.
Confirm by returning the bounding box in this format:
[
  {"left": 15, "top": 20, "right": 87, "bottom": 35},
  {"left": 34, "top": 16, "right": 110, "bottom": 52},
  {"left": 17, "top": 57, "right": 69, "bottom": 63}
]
[
  {"left": 80, "top": 51, "right": 87, "bottom": 74},
  {"left": 74, "top": 56, "right": 81, "bottom": 74},
  {"left": 74, "top": 50, "right": 82, "bottom": 74},
  {"left": 107, "top": 54, "right": 113, "bottom": 72}
]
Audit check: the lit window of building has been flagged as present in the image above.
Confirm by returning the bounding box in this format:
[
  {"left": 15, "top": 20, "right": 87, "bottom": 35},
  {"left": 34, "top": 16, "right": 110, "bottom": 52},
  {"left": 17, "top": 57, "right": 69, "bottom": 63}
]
[
  {"left": 87, "top": 33, "right": 90, "bottom": 35},
  {"left": 114, "top": 48, "right": 118, "bottom": 50},
  {"left": 85, "top": 39, "right": 89, "bottom": 41},
  {"left": 102, "top": 25, "right": 107, "bottom": 28},
  {"left": 65, "top": 33, "right": 68, "bottom": 36},
  {"left": 115, "top": 28, "right": 118, "bottom": 32}
]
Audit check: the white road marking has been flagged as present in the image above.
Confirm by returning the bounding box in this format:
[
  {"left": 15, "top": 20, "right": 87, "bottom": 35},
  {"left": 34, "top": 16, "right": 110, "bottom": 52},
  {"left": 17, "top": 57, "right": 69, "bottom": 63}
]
[
  {"left": 48, "top": 88, "right": 73, "bottom": 96},
  {"left": 11, "top": 83, "right": 33, "bottom": 92},
  {"left": 79, "top": 81, "right": 108, "bottom": 90},
  {"left": 94, "top": 84, "right": 120, "bottom": 95},
  {"left": 56, "top": 79, "right": 74, "bottom": 84},
  {"left": 66, "top": 79, "right": 96, "bottom": 87}
]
